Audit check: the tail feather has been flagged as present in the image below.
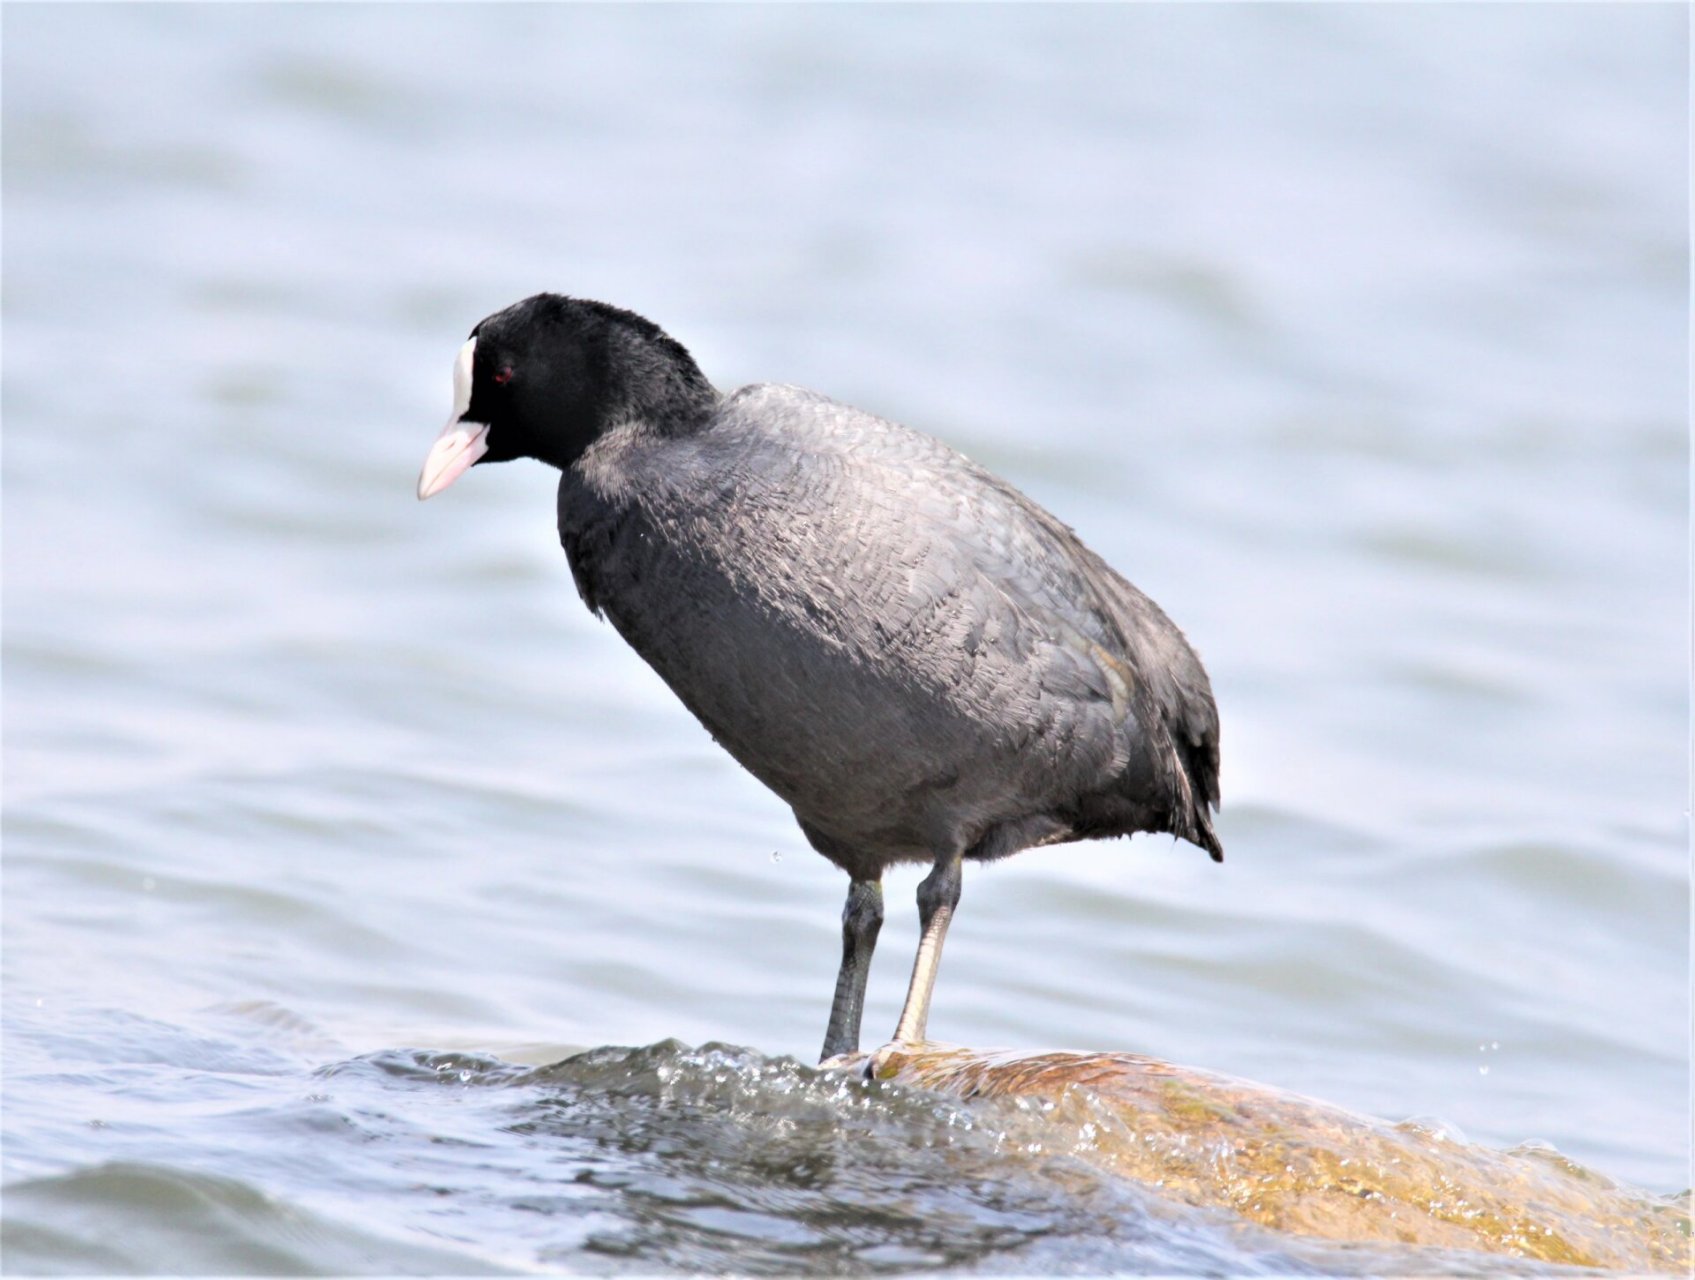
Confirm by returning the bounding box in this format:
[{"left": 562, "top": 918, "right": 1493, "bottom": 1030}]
[{"left": 1190, "top": 803, "right": 1224, "bottom": 863}]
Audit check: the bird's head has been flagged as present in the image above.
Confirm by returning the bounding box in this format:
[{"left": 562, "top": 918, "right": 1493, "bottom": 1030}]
[{"left": 417, "top": 293, "right": 713, "bottom": 499}]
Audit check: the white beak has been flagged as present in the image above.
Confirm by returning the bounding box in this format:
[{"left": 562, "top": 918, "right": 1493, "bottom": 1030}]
[{"left": 417, "top": 337, "right": 489, "bottom": 499}]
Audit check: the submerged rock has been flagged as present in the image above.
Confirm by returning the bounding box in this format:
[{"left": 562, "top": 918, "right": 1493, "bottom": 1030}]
[{"left": 867, "top": 1045, "right": 1690, "bottom": 1273}]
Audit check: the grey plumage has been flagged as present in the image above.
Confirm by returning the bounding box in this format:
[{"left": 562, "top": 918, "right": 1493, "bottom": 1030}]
[
  {"left": 561, "top": 383, "right": 1221, "bottom": 879},
  {"left": 419, "top": 294, "right": 1223, "bottom": 1062}
]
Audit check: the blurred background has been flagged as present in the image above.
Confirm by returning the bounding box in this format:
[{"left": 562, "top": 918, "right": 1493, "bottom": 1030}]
[{"left": 4, "top": 4, "right": 1687, "bottom": 1273}]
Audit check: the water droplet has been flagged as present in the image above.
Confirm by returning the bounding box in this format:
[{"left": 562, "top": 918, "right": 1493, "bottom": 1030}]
[
  {"left": 1490, "top": 1041, "right": 1499, "bottom": 1050},
  {"left": 770, "top": 851, "right": 782, "bottom": 863},
  {"left": 1479, "top": 1065, "right": 1490, "bottom": 1076}
]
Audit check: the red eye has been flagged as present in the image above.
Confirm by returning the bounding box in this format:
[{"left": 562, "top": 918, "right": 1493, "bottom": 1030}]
[{"left": 493, "top": 366, "right": 514, "bottom": 385}]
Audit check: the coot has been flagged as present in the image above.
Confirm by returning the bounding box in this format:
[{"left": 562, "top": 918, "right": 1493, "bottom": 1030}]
[{"left": 418, "top": 294, "right": 1222, "bottom": 1061}]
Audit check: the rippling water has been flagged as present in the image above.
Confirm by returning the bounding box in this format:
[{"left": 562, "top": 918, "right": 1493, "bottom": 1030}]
[{"left": 3, "top": 4, "right": 1687, "bottom": 1274}]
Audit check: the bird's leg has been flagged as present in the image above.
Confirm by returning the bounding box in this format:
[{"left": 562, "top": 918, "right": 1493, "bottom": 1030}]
[
  {"left": 891, "top": 851, "right": 963, "bottom": 1045},
  {"left": 820, "top": 878, "right": 883, "bottom": 1061}
]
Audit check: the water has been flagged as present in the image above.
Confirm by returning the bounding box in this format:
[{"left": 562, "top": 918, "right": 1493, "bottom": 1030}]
[{"left": 3, "top": 4, "right": 1687, "bottom": 1273}]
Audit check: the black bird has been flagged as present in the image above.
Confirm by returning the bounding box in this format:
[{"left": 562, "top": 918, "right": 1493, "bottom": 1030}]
[{"left": 418, "top": 295, "right": 1223, "bottom": 1062}]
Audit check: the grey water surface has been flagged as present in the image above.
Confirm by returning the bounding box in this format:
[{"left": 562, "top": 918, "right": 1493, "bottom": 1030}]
[{"left": 3, "top": 4, "right": 1688, "bottom": 1275}]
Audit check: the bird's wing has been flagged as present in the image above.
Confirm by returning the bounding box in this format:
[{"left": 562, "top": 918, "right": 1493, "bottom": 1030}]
[{"left": 708, "top": 387, "right": 1221, "bottom": 813}]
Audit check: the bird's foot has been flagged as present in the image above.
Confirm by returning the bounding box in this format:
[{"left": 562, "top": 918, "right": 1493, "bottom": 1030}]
[
  {"left": 817, "top": 1050, "right": 870, "bottom": 1075},
  {"left": 862, "top": 1039, "right": 935, "bottom": 1081},
  {"left": 863, "top": 1041, "right": 901, "bottom": 1081},
  {"left": 818, "top": 1043, "right": 910, "bottom": 1082},
  {"left": 821, "top": 1040, "right": 950, "bottom": 1082}
]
